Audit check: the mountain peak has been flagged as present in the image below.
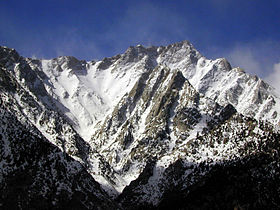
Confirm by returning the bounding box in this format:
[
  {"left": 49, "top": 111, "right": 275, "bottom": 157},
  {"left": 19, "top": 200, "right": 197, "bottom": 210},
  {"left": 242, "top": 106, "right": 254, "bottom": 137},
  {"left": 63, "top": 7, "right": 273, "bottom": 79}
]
[
  {"left": 166, "top": 39, "right": 192, "bottom": 48},
  {"left": 0, "top": 46, "right": 20, "bottom": 65}
]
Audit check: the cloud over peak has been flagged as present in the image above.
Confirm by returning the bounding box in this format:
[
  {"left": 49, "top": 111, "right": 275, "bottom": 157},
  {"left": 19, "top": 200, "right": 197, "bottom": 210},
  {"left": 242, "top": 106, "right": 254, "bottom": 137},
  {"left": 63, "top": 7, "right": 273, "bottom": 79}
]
[{"left": 265, "top": 62, "right": 280, "bottom": 95}]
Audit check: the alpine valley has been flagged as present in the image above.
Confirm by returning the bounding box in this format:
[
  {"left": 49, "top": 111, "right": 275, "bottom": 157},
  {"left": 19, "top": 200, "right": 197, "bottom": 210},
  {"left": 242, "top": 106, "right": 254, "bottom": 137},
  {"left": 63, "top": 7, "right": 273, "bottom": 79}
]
[{"left": 1, "top": 41, "right": 280, "bottom": 209}]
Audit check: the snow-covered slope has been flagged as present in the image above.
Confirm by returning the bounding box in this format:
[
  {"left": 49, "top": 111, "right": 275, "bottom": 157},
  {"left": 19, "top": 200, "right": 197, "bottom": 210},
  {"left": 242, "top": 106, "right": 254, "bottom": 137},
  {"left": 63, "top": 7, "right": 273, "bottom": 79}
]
[
  {"left": 0, "top": 65, "right": 119, "bottom": 209},
  {"left": 38, "top": 53, "right": 153, "bottom": 141},
  {"left": 0, "top": 46, "right": 120, "bottom": 198}
]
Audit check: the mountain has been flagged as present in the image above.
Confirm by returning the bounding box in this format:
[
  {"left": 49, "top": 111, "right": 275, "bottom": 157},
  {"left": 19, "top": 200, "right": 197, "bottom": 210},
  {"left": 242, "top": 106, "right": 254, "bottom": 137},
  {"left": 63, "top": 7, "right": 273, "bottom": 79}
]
[{"left": 1, "top": 41, "right": 280, "bottom": 209}]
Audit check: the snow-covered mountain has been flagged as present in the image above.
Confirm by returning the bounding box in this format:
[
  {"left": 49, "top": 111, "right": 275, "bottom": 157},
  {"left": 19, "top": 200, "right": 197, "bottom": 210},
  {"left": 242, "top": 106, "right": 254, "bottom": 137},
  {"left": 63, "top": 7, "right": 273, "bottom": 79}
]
[
  {"left": 1, "top": 41, "right": 280, "bottom": 209},
  {"left": 21, "top": 41, "right": 280, "bottom": 142}
]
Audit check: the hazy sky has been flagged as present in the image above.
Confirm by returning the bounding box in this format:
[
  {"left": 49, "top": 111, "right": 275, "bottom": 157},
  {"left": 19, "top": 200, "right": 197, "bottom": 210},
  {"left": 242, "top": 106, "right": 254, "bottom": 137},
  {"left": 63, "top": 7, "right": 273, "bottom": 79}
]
[{"left": 1, "top": 0, "right": 280, "bottom": 92}]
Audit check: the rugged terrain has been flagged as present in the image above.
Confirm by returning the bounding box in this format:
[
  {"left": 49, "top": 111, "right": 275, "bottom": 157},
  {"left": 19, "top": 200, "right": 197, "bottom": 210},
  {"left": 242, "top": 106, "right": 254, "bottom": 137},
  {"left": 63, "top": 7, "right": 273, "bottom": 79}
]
[{"left": 1, "top": 41, "right": 280, "bottom": 209}]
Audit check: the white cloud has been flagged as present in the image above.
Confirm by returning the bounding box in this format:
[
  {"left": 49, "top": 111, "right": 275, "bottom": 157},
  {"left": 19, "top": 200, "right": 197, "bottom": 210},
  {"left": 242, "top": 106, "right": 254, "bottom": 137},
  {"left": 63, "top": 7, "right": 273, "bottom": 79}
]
[
  {"left": 207, "top": 41, "right": 280, "bottom": 80},
  {"left": 53, "top": 28, "right": 101, "bottom": 60},
  {"left": 226, "top": 46, "right": 262, "bottom": 75},
  {"left": 31, "top": 54, "right": 37, "bottom": 59},
  {"left": 265, "top": 62, "right": 280, "bottom": 95},
  {"left": 103, "top": 2, "right": 190, "bottom": 53},
  {"left": 205, "top": 41, "right": 280, "bottom": 95}
]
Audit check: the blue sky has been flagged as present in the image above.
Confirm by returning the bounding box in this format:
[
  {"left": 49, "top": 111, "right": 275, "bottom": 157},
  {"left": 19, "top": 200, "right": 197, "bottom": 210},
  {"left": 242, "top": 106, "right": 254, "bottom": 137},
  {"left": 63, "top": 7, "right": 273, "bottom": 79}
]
[{"left": 1, "top": 0, "right": 280, "bottom": 91}]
